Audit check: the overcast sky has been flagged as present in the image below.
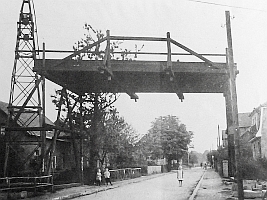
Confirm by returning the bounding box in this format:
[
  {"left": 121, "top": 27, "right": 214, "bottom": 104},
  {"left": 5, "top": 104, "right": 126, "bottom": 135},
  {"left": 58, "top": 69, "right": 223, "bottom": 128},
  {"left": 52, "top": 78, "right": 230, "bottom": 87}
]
[{"left": 1, "top": 0, "right": 267, "bottom": 153}]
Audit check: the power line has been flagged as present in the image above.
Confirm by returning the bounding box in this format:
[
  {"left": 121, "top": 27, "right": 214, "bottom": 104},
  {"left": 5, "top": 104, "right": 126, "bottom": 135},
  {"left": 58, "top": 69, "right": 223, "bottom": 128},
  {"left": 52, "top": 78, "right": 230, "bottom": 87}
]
[{"left": 187, "top": 0, "right": 267, "bottom": 12}]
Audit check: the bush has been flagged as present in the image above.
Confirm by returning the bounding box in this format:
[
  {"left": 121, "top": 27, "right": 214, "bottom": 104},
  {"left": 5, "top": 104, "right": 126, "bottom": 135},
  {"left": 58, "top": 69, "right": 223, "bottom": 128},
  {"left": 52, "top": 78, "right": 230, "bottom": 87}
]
[{"left": 239, "top": 157, "right": 267, "bottom": 180}]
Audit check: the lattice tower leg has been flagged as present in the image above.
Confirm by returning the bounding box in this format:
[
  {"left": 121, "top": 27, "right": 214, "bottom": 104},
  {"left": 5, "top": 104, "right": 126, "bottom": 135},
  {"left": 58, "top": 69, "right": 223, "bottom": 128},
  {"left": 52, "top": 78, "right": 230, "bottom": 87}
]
[{"left": 4, "top": 0, "right": 45, "bottom": 176}]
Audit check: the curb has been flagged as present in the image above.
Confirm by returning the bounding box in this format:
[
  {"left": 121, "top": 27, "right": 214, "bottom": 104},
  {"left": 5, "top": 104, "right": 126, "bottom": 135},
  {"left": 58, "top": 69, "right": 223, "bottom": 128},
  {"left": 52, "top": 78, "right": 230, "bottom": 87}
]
[{"left": 188, "top": 170, "right": 206, "bottom": 200}]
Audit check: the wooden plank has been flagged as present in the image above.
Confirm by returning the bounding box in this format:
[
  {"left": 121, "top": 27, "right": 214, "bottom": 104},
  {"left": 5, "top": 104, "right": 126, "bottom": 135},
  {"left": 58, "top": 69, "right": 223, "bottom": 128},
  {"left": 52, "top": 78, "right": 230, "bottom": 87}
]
[
  {"left": 110, "top": 35, "right": 167, "bottom": 42},
  {"left": 34, "top": 59, "right": 227, "bottom": 74},
  {"left": 170, "top": 39, "right": 216, "bottom": 68}
]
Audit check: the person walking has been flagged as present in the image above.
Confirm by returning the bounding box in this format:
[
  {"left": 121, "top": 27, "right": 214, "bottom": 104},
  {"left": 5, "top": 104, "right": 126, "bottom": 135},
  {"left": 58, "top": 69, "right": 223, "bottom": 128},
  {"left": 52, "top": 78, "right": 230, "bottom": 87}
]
[
  {"left": 104, "top": 167, "right": 113, "bottom": 186},
  {"left": 177, "top": 165, "right": 184, "bottom": 187},
  {"left": 96, "top": 168, "right": 102, "bottom": 186}
]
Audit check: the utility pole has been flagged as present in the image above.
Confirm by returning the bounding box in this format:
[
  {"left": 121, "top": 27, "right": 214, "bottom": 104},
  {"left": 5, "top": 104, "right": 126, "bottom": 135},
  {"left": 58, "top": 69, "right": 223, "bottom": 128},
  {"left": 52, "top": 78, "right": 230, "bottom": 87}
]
[{"left": 225, "top": 11, "right": 244, "bottom": 199}]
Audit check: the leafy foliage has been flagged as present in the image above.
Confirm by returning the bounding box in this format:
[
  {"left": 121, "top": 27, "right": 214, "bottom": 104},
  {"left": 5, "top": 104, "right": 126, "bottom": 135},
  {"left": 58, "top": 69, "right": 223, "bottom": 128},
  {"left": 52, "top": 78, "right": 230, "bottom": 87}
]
[
  {"left": 73, "top": 23, "right": 144, "bottom": 62},
  {"left": 137, "top": 115, "right": 193, "bottom": 168},
  {"left": 189, "top": 151, "right": 199, "bottom": 165},
  {"left": 97, "top": 108, "right": 139, "bottom": 168}
]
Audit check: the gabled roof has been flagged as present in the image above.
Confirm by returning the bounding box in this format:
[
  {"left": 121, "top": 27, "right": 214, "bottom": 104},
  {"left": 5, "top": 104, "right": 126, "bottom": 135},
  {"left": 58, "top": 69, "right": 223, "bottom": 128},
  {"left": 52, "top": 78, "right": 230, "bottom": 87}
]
[
  {"left": 250, "top": 101, "right": 267, "bottom": 117},
  {"left": 0, "top": 101, "right": 55, "bottom": 138},
  {"left": 238, "top": 113, "right": 251, "bottom": 128}
]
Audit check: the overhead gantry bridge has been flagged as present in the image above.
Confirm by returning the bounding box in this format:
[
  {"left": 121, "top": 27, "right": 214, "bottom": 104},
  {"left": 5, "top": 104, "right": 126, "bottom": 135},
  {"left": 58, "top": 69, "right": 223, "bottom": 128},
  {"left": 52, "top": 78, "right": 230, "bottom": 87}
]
[
  {"left": 33, "top": 30, "right": 236, "bottom": 184},
  {"left": 34, "top": 32, "right": 231, "bottom": 101}
]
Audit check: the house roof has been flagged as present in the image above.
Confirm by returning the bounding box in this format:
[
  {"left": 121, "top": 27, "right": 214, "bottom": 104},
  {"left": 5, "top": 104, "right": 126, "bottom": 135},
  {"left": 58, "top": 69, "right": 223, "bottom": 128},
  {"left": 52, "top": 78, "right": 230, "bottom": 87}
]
[
  {"left": 250, "top": 101, "right": 267, "bottom": 117},
  {"left": 238, "top": 113, "right": 251, "bottom": 128},
  {"left": 0, "top": 101, "right": 55, "bottom": 139}
]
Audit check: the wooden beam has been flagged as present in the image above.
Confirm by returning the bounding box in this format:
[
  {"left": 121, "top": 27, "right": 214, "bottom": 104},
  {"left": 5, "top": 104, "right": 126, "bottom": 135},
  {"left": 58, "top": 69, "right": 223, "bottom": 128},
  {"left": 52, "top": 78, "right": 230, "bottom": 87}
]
[
  {"left": 13, "top": 78, "right": 42, "bottom": 123},
  {"left": 19, "top": 49, "right": 227, "bottom": 57},
  {"left": 6, "top": 126, "right": 53, "bottom": 132},
  {"left": 170, "top": 39, "right": 217, "bottom": 68},
  {"left": 225, "top": 11, "right": 243, "bottom": 199},
  {"left": 109, "top": 35, "right": 167, "bottom": 42},
  {"left": 34, "top": 60, "right": 227, "bottom": 74}
]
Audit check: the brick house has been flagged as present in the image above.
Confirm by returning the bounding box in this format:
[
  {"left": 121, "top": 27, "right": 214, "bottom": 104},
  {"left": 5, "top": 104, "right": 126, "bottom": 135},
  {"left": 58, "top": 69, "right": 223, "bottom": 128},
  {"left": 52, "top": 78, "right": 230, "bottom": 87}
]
[{"left": 0, "top": 101, "right": 75, "bottom": 177}]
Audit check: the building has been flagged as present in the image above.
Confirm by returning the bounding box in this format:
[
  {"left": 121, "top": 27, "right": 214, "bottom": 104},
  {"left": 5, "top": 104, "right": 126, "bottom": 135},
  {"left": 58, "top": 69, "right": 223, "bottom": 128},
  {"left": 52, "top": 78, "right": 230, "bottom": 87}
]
[
  {"left": 249, "top": 103, "right": 267, "bottom": 159},
  {"left": 238, "top": 113, "right": 252, "bottom": 137},
  {"left": 0, "top": 101, "right": 75, "bottom": 177}
]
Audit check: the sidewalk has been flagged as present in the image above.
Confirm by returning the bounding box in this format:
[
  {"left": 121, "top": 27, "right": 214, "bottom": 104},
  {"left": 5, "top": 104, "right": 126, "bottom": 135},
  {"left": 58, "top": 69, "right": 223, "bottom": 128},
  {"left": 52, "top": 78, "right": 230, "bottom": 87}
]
[
  {"left": 24, "top": 172, "right": 168, "bottom": 200},
  {"left": 24, "top": 169, "right": 235, "bottom": 200},
  {"left": 192, "top": 168, "right": 233, "bottom": 200}
]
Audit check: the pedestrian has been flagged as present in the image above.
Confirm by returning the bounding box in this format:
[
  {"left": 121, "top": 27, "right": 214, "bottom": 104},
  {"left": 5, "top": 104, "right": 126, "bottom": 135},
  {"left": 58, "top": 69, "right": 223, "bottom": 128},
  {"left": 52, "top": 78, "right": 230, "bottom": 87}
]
[
  {"left": 177, "top": 165, "right": 184, "bottom": 187},
  {"left": 96, "top": 168, "right": 102, "bottom": 186},
  {"left": 104, "top": 167, "right": 113, "bottom": 186}
]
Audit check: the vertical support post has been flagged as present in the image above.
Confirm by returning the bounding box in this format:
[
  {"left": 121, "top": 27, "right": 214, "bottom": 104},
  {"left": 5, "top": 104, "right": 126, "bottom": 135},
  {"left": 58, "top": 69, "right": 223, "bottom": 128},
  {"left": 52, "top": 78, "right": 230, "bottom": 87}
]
[
  {"left": 102, "top": 30, "right": 113, "bottom": 80},
  {"left": 224, "top": 48, "right": 235, "bottom": 177},
  {"left": 45, "top": 88, "right": 65, "bottom": 175},
  {"left": 167, "top": 32, "right": 172, "bottom": 69},
  {"left": 106, "top": 30, "right": 111, "bottom": 68},
  {"left": 225, "top": 11, "right": 244, "bottom": 199},
  {"left": 79, "top": 95, "right": 84, "bottom": 184},
  {"left": 41, "top": 42, "right": 46, "bottom": 174},
  {"left": 166, "top": 32, "right": 175, "bottom": 81},
  {"left": 224, "top": 87, "right": 235, "bottom": 177},
  {"left": 3, "top": 144, "right": 9, "bottom": 177}
]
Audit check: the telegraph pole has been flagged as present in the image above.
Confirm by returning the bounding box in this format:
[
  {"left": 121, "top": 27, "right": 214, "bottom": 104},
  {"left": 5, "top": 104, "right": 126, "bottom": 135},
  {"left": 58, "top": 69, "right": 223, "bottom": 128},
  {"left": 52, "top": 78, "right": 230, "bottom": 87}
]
[{"left": 225, "top": 11, "right": 244, "bottom": 199}]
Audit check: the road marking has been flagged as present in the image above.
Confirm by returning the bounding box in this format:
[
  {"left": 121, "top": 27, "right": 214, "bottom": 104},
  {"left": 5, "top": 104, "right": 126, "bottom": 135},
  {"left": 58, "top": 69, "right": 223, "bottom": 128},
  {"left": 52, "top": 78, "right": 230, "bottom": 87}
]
[{"left": 188, "top": 170, "right": 206, "bottom": 200}]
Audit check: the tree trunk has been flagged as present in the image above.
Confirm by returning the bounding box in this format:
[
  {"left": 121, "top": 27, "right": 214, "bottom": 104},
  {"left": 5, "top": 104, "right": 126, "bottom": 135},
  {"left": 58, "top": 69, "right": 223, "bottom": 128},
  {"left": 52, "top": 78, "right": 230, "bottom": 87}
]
[{"left": 88, "top": 93, "right": 100, "bottom": 184}]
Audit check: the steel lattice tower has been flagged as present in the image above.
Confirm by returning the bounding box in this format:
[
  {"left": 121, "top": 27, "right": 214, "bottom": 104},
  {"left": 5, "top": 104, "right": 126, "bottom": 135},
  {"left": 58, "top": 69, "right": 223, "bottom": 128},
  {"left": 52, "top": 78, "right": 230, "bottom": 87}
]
[{"left": 4, "top": 0, "right": 46, "bottom": 176}]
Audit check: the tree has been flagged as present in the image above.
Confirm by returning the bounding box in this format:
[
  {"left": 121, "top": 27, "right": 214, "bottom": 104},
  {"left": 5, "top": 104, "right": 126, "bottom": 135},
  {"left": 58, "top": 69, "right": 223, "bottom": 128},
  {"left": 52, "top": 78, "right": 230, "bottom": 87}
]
[
  {"left": 51, "top": 90, "right": 118, "bottom": 181},
  {"left": 98, "top": 108, "right": 139, "bottom": 168},
  {"left": 189, "top": 151, "right": 198, "bottom": 166},
  {"left": 138, "top": 115, "right": 193, "bottom": 170},
  {"left": 51, "top": 24, "right": 144, "bottom": 183}
]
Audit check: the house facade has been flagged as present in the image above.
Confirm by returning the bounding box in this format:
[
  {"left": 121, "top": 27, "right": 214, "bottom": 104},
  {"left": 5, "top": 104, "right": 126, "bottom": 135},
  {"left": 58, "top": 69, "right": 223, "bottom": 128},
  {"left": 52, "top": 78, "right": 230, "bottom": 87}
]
[
  {"left": 0, "top": 101, "right": 75, "bottom": 177},
  {"left": 249, "top": 104, "right": 267, "bottom": 159}
]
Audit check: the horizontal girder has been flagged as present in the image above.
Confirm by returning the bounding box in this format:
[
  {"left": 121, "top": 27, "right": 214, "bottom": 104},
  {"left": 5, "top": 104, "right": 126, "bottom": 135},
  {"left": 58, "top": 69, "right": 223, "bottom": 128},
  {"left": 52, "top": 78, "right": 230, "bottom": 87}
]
[{"left": 34, "top": 59, "right": 230, "bottom": 95}]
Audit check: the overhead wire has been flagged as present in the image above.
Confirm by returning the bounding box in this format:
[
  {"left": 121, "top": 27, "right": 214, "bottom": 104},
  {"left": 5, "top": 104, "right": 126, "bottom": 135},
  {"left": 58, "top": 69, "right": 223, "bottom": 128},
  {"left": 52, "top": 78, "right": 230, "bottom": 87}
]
[{"left": 186, "top": 0, "right": 267, "bottom": 12}]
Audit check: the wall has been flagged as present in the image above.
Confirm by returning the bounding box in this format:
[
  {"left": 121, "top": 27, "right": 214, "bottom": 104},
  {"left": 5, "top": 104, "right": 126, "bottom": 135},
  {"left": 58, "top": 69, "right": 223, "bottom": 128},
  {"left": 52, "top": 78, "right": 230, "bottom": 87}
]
[
  {"left": 55, "top": 140, "right": 74, "bottom": 170},
  {"left": 252, "top": 138, "right": 261, "bottom": 159},
  {"left": 260, "top": 107, "right": 267, "bottom": 158}
]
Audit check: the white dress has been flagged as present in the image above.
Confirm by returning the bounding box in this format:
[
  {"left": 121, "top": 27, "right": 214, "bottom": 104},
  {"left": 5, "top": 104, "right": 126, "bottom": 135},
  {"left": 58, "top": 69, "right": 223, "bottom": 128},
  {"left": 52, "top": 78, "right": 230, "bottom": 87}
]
[{"left": 177, "top": 169, "right": 183, "bottom": 181}]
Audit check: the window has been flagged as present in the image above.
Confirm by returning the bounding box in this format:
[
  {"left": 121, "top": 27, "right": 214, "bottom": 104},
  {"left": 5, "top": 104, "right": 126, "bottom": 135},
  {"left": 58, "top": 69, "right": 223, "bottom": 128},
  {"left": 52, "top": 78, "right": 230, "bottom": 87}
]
[
  {"left": 52, "top": 156, "right": 57, "bottom": 169},
  {"left": 34, "top": 149, "right": 40, "bottom": 156},
  {"left": 0, "top": 126, "right": 5, "bottom": 135}
]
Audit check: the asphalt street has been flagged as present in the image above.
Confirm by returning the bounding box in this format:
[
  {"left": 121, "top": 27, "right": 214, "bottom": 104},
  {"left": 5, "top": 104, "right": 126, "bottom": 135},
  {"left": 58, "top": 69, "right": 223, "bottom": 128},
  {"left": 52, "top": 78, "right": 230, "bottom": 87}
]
[{"left": 74, "top": 168, "right": 205, "bottom": 200}]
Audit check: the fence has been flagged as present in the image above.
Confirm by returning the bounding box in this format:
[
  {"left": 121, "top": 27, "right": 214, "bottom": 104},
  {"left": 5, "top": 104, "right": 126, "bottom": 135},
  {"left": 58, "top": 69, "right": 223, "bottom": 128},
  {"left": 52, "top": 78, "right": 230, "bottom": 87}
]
[
  {"left": 0, "top": 175, "right": 53, "bottom": 194},
  {"left": 110, "top": 168, "right": 141, "bottom": 181},
  {"left": 147, "top": 166, "right": 162, "bottom": 174}
]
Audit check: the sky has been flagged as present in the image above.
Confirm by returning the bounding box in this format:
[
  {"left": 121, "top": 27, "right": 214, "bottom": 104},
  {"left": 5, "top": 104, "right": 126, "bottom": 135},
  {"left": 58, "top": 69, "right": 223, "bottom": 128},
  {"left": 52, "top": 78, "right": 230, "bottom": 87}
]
[{"left": 1, "top": 0, "right": 267, "bottom": 153}]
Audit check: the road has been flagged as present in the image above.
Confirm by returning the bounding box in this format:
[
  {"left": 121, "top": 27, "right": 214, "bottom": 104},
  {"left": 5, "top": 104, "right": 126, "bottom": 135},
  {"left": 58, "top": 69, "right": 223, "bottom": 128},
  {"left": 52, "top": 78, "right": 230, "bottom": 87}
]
[{"left": 74, "top": 168, "right": 205, "bottom": 200}]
